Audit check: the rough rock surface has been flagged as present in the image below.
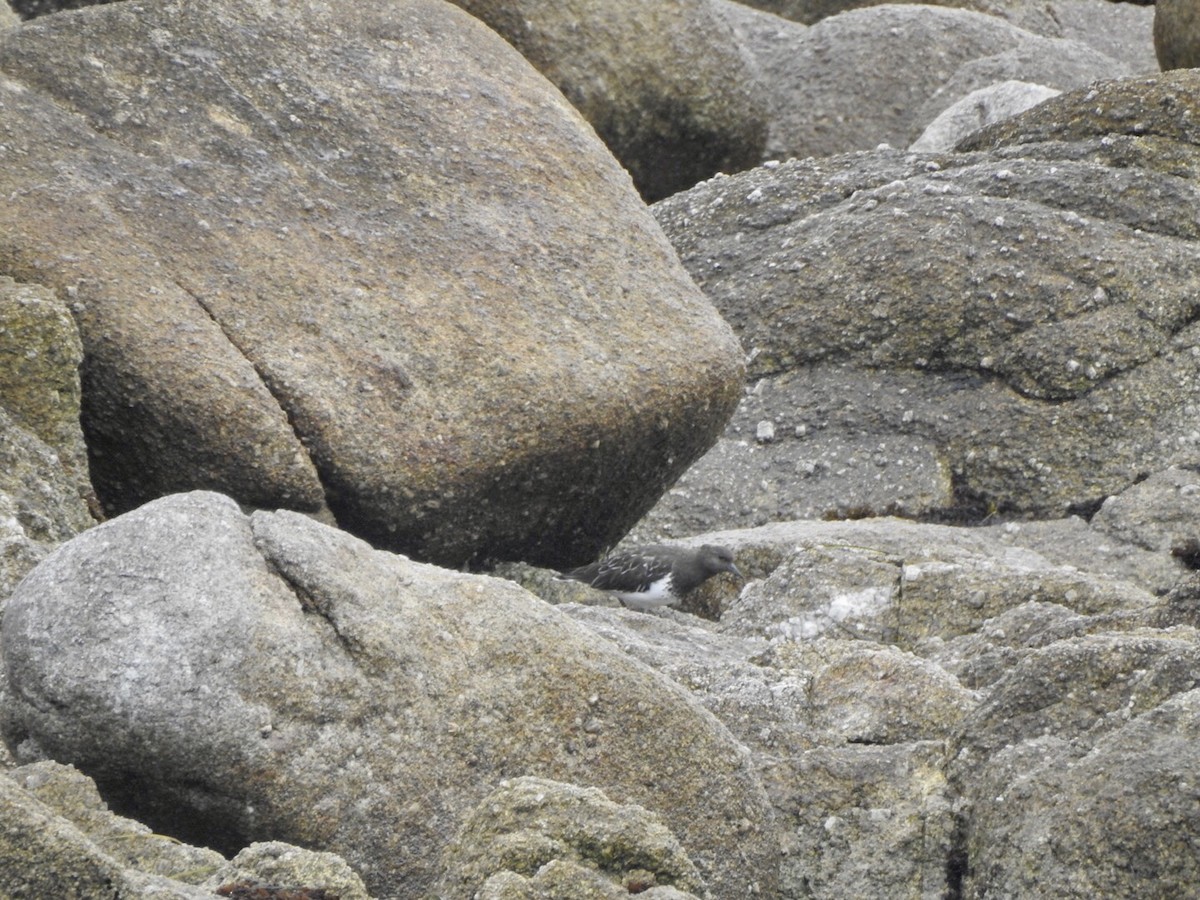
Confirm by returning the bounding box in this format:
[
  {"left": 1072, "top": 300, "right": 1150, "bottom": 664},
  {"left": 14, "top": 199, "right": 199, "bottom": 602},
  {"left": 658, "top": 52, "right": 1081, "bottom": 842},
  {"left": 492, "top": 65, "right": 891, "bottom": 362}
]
[
  {"left": 909, "top": 80, "right": 1060, "bottom": 152},
  {"left": 523, "top": 520, "right": 1199, "bottom": 898},
  {"left": 728, "top": 0, "right": 1056, "bottom": 29},
  {"left": 1155, "top": 0, "right": 1200, "bottom": 70},
  {"left": 438, "top": 776, "right": 704, "bottom": 898},
  {"left": 0, "top": 0, "right": 742, "bottom": 569},
  {"left": 963, "top": 689, "right": 1200, "bottom": 898},
  {"left": 722, "top": 3, "right": 1131, "bottom": 161},
  {"left": 648, "top": 71, "right": 1200, "bottom": 528},
  {"left": 0, "top": 491, "right": 778, "bottom": 898},
  {"left": 449, "top": 0, "right": 767, "bottom": 202},
  {"left": 0, "top": 277, "right": 94, "bottom": 599},
  {"left": 1, "top": 760, "right": 369, "bottom": 900}
]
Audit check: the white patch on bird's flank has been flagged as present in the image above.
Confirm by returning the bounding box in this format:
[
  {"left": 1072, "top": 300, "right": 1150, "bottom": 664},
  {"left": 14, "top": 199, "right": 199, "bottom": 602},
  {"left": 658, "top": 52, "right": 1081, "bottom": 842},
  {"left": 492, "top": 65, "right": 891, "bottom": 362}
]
[{"left": 616, "top": 574, "right": 675, "bottom": 610}]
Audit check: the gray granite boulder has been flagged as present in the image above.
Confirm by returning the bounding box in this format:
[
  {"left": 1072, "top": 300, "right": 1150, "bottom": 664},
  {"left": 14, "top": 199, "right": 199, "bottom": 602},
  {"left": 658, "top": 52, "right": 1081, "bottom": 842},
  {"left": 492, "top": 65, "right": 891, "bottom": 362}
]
[
  {"left": 649, "top": 70, "right": 1200, "bottom": 529},
  {"left": 674, "top": 519, "right": 1158, "bottom": 644},
  {"left": 503, "top": 509, "right": 1200, "bottom": 898},
  {"left": 0, "top": 491, "right": 778, "bottom": 898},
  {"left": 550, "top": 604, "right": 965, "bottom": 899},
  {"left": 723, "top": 3, "right": 1129, "bottom": 161},
  {"left": 0, "top": 0, "right": 743, "bottom": 570},
  {"left": 449, "top": 0, "right": 767, "bottom": 201},
  {"left": 954, "top": 631, "right": 1200, "bottom": 763},
  {"left": 909, "top": 80, "right": 1060, "bottom": 152},
  {"left": 1090, "top": 465, "right": 1200, "bottom": 557},
  {"left": 963, "top": 689, "right": 1200, "bottom": 897}
]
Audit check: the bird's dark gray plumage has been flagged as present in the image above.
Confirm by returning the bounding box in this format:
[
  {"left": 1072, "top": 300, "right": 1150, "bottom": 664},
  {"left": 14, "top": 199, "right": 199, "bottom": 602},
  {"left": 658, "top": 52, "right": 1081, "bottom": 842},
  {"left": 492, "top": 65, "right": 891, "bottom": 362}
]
[{"left": 556, "top": 544, "right": 742, "bottom": 610}]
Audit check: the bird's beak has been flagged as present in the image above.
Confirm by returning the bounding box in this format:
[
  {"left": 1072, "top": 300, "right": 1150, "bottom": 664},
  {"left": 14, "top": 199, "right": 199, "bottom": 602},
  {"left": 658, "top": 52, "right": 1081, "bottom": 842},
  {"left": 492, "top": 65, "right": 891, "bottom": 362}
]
[{"left": 728, "top": 563, "right": 743, "bottom": 580}]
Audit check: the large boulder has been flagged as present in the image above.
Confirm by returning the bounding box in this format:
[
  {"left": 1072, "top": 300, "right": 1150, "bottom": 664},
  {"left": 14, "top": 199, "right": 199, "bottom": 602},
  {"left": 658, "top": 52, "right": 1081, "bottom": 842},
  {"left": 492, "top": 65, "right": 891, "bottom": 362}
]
[
  {"left": 1155, "top": 0, "right": 1200, "bottom": 71},
  {"left": 963, "top": 689, "right": 1200, "bottom": 897},
  {"left": 720, "top": 3, "right": 1131, "bottom": 161},
  {"left": 0, "top": 491, "right": 779, "bottom": 898},
  {"left": 0, "top": 0, "right": 743, "bottom": 570},
  {"left": 450, "top": 0, "right": 767, "bottom": 202},
  {"left": 648, "top": 71, "right": 1200, "bottom": 527},
  {"left": 504, "top": 512, "right": 1200, "bottom": 898},
  {"left": 909, "top": 80, "right": 1061, "bottom": 153}
]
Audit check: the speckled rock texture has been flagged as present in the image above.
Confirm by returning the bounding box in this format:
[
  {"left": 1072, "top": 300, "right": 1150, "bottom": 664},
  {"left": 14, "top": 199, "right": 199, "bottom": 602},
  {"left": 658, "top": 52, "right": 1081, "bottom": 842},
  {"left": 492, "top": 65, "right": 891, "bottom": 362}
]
[
  {"left": 2, "top": 0, "right": 1198, "bottom": 896},
  {"left": 716, "top": 2, "right": 1142, "bottom": 161},
  {"left": 647, "top": 70, "right": 1200, "bottom": 530},
  {"left": 0, "top": 492, "right": 778, "bottom": 898},
  {"left": 0, "top": 277, "right": 94, "bottom": 600},
  {"left": 962, "top": 689, "right": 1200, "bottom": 898},
  {"left": 1, "top": 760, "right": 368, "bottom": 899},
  {"left": 0, "top": 0, "right": 743, "bottom": 570},
  {"left": 438, "top": 776, "right": 704, "bottom": 898},
  {"left": 449, "top": 0, "right": 767, "bottom": 202},
  {"left": 523, "top": 519, "right": 1200, "bottom": 898}
]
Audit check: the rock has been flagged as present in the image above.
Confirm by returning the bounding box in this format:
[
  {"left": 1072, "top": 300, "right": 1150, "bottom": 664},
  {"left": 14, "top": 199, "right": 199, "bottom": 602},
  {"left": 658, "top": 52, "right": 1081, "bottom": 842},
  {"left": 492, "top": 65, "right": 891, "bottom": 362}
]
[
  {"left": 11, "top": 760, "right": 225, "bottom": 884},
  {"left": 1045, "top": 0, "right": 1158, "bottom": 75},
  {"left": 1155, "top": 0, "right": 1200, "bottom": 70},
  {"left": 2, "top": 761, "right": 363, "bottom": 900},
  {"left": 558, "top": 603, "right": 815, "bottom": 756},
  {"left": 777, "top": 640, "right": 978, "bottom": 745},
  {"left": 699, "top": 519, "right": 1155, "bottom": 646},
  {"left": 0, "top": 491, "right": 778, "bottom": 898},
  {"left": 0, "top": 278, "right": 95, "bottom": 600},
  {"left": 0, "top": 766, "right": 175, "bottom": 900},
  {"left": 977, "top": 514, "right": 1184, "bottom": 598},
  {"left": 651, "top": 71, "right": 1200, "bottom": 525},
  {"left": 0, "top": 3, "right": 18, "bottom": 28},
  {"left": 954, "top": 631, "right": 1200, "bottom": 766},
  {"left": 922, "top": 601, "right": 1161, "bottom": 690},
  {"left": 728, "top": 0, "right": 1054, "bottom": 30},
  {"left": 909, "top": 80, "right": 1060, "bottom": 152},
  {"left": 449, "top": 0, "right": 767, "bottom": 202},
  {"left": 1090, "top": 465, "right": 1200, "bottom": 557},
  {"left": 437, "top": 776, "right": 704, "bottom": 899},
  {"left": 206, "top": 842, "right": 372, "bottom": 900},
  {"left": 768, "top": 741, "right": 956, "bottom": 899},
  {"left": 963, "top": 689, "right": 1200, "bottom": 897},
  {"left": 553, "top": 604, "right": 967, "bottom": 898},
  {"left": 725, "top": 4, "right": 1127, "bottom": 160},
  {"left": 0, "top": 277, "right": 88, "bottom": 486},
  {"left": 0, "top": 0, "right": 743, "bottom": 570}
]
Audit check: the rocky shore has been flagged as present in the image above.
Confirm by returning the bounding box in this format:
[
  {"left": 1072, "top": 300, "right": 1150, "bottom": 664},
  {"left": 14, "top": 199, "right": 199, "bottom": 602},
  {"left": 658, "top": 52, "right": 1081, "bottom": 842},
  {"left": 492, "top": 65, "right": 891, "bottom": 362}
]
[{"left": 3, "top": 0, "right": 1197, "bottom": 898}]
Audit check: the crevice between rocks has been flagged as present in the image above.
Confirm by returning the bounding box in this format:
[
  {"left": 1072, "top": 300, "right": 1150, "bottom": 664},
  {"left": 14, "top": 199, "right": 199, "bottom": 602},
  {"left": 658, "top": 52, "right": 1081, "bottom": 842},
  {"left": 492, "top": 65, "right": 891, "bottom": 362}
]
[{"left": 171, "top": 277, "right": 332, "bottom": 512}]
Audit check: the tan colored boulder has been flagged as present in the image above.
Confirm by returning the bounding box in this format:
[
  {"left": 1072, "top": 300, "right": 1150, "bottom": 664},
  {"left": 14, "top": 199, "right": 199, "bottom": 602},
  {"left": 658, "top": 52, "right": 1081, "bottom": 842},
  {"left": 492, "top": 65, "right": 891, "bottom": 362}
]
[
  {"left": 1156, "top": 0, "right": 1200, "bottom": 70},
  {"left": 449, "top": 0, "right": 767, "bottom": 201},
  {"left": 0, "top": 0, "right": 743, "bottom": 569}
]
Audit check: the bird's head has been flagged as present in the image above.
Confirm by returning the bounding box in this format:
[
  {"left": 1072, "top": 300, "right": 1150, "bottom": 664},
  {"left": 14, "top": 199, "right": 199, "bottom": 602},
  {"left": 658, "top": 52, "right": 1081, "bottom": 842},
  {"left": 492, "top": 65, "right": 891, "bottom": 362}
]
[{"left": 699, "top": 544, "right": 742, "bottom": 580}]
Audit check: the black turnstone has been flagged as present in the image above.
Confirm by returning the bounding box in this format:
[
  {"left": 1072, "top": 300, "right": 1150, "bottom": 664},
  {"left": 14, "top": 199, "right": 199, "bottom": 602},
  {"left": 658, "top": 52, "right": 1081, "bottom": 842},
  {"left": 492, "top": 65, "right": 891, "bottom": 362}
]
[{"left": 557, "top": 544, "right": 742, "bottom": 611}]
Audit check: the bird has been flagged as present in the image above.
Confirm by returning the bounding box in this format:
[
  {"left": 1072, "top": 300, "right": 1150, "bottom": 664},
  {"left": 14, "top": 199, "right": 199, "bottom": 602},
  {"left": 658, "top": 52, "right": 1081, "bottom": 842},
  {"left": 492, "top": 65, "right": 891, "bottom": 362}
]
[{"left": 556, "top": 544, "right": 742, "bottom": 611}]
